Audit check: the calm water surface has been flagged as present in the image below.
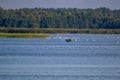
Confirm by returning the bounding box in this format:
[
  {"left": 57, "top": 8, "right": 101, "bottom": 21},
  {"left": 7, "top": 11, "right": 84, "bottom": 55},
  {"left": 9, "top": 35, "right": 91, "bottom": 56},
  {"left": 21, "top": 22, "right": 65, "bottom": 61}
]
[{"left": 0, "top": 34, "right": 120, "bottom": 80}]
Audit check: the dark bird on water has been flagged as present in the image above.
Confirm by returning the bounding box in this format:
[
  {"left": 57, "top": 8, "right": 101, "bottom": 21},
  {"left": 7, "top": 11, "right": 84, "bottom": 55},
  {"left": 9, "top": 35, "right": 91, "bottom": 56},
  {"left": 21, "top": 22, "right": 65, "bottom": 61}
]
[{"left": 66, "top": 38, "right": 72, "bottom": 42}]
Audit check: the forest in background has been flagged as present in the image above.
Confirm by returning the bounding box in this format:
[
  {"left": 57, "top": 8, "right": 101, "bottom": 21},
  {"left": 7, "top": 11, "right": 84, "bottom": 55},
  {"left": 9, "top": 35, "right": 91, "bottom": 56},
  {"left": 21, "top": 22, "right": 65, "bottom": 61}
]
[{"left": 0, "top": 7, "right": 120, "bottom": 29}]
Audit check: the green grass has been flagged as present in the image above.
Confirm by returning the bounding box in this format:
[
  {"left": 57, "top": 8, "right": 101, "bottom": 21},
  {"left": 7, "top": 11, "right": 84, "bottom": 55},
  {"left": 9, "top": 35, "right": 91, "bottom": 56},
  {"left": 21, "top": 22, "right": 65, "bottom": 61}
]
[
  {"left": 0, "top": 33, "right": 49, "bottom": 38},
  {"left": 0, "top": 28, "right": 120, "bottom": 34}
]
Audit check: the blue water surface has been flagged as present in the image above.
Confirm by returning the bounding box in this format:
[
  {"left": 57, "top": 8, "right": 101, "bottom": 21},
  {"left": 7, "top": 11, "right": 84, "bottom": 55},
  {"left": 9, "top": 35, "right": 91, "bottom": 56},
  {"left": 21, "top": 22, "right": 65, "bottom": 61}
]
[{"left": 0, "top": 34, "right": 120, "bottom": 80}]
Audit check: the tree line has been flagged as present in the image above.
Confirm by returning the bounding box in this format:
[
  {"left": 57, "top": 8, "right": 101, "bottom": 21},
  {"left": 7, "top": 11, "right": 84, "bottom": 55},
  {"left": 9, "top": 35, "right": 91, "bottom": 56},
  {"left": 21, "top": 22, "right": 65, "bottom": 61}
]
[{"left": 0, "top": 7, "right": 120, "bottom": 29}]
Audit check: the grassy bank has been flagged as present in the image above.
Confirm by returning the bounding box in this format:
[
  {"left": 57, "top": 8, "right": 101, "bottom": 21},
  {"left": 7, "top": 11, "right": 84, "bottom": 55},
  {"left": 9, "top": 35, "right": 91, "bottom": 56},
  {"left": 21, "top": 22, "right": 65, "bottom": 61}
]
[
  {"left": 0, "top": 28, "right": 120, "bottom": 34},
  {"left": 0, "top": 33, "right": 49, "bottom": 38}
]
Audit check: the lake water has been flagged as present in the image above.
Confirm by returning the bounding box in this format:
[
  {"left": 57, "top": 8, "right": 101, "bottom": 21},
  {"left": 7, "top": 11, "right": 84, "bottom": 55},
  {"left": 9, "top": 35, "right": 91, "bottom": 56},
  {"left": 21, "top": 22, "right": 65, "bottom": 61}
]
[{"left": 0, "top": 34, "right": 120, "bottom": 80}]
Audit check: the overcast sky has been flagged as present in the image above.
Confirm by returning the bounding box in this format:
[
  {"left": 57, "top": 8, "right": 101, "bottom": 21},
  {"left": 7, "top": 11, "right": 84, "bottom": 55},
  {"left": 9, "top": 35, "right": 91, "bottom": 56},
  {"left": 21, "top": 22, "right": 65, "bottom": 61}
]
[{"left": 0, "top": 0, "right": 120, "bottom": 10}]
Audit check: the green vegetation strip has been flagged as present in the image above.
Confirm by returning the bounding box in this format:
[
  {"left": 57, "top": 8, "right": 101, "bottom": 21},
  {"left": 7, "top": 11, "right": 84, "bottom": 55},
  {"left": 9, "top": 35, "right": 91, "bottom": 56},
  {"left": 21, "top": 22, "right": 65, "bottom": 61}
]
[
  {"left": 0, "top": 28, "right": 120, "bottom": 34},
  {"left": 0, "top": 33, "right": 49, "bottom": 38}
]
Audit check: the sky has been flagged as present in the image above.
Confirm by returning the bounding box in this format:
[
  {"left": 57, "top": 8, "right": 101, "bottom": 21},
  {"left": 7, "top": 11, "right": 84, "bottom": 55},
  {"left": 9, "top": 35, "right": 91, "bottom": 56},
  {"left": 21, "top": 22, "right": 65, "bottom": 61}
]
[{"left": 0, "top": 0, "right": 120, "bottom": 10}]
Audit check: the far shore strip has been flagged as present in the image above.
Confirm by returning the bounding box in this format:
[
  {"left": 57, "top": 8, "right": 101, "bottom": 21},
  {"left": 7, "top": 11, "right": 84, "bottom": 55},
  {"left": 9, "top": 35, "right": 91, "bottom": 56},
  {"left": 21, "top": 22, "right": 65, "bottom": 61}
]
[{"left": 0, "top": 33, "right": 49, "bottom": 38}]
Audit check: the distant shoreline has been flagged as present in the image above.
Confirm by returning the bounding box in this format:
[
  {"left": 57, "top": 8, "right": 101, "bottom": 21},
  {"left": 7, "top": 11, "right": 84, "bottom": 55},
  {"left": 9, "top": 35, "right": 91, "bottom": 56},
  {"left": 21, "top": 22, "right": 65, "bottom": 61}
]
[
  {"left": 0, "top": 33, "right": 49, "bottom": 38},
  {"left": 0, "top": 28, "right": 120, "bottom": 34}
]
